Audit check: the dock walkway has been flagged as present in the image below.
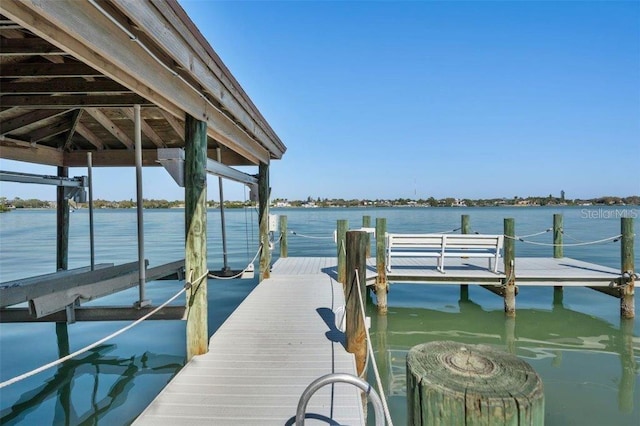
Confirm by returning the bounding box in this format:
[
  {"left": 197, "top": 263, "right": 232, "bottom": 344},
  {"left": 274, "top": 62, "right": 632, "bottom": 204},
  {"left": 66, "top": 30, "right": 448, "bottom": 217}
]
[{"left": 134, "top": 259, "right": 365, "bottom": 425}]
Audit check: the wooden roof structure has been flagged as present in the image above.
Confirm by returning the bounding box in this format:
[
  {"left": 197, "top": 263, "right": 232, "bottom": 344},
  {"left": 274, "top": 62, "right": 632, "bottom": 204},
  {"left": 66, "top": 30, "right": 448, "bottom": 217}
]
[{"left": 0, "top": 0, "right": 286, "bottom": 169}]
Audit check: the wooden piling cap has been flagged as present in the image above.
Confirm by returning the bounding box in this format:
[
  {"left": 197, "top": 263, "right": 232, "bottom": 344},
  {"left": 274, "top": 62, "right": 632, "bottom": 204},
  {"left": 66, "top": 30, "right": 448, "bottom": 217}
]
[{"left": 407, "top": 341, "right": 543, "bottom": 397}]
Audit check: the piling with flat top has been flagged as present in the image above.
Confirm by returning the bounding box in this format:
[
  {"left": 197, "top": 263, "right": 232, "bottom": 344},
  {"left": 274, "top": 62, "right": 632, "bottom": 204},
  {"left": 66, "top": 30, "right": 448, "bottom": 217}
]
[
  {"left": 375, "top": 217, "right": 388, "bottom": 314},
  {"left": 504, "top": 218, "right": 516, "bottom": 317},
  {"left": 407, "top": 341, "right": 544, "bottom": 425},
  {"left": 620, "top": 217, "right": 635, "bottom": 319},
  {"left": 363, "top": 215, "right": 371, "bottom": 257},
  {"left": 185, "top": 114, "right": 208, "bottom": 360},
  {"left": 345, "top": 230, "right": 367, "bottom": 376},
  {"left": 337, "top": 219, "right": 348, "bottom": 285},
  {"left": 460, "top": 214, "right": 470, "bottom": 301},
  {"left": 279, "top": 215, "right": 288, "bottom": 258},
  {"left": 553, "top": 213, "right": 564, "bottom": 304}
]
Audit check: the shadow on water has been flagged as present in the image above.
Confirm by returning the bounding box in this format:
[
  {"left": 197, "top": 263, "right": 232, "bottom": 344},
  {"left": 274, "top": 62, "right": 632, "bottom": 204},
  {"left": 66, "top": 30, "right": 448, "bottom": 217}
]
[{"left": 368, "top": 291, "right": 640, "bottom": 426}]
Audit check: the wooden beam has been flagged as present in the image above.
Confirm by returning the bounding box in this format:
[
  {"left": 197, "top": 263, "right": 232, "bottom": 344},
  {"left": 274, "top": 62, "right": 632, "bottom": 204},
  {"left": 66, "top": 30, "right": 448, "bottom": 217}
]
[
  {"left": 74, "top": 122, "right": 105, "bottom": 150},
  {"left": 0, "top": 94, "right": 152, "bottom": 108},
  {"left": 84, "top": 107, "right": 133, "bottom": 149},
  {"left": 0, "top": 0, "right": 270, "bottom": 164},
  {"left": 1, "top": 79, "right": 131, "bottom": 95},
  {"left": 121, "top": 107, "right": 166, "bottom": 147},
  {"left": 0, "top": 37, "right": 65, "bottom": 55},
  {"left": 0, "top": 139, "right": 64, "bottom": 166},
  {"left": 0, "top": 62, "right": 103, "bottom": 78},
  {"left": 258, "top": 161, "right": 270, "bottom": 281},
  {"left": 0, "top": 108, "right": 71, "bottom": 134}
]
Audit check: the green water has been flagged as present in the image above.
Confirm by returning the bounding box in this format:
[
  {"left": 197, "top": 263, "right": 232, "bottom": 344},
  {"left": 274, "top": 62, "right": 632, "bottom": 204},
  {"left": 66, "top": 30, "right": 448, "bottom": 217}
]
[{"left": 1, "top": 206, "right": 638, "bottom": 424}]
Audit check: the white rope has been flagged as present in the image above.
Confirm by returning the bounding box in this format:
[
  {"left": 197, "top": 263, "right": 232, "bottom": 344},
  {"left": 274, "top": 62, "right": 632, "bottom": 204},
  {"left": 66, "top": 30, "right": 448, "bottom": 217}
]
[
  {"left": 208, "top": 244, "right": 262, "bottom": 280},
  {"left": 0, "top": 272, "right": 207, "bottom": 389},
  {"left": 354, "top": 269, "right": 393, "bottom": 426},
  {"left": 507, "top": 234, "right": 622, "bottom": 247},
  {"left": 289, "top": 230, "right": 334, "bottom": 240}
]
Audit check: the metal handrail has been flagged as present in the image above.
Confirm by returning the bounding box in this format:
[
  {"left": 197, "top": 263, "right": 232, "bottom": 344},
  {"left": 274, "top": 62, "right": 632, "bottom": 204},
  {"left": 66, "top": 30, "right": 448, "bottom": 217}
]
[{"left": 295, "top": 373, "right": 385, "bottom": 426}]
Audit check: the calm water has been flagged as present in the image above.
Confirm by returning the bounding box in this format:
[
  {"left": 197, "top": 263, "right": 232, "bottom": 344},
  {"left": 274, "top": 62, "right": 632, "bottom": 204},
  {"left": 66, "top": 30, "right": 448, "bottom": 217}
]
[{"left": 0, "top": 206, "right": 638, "bottom": 425}]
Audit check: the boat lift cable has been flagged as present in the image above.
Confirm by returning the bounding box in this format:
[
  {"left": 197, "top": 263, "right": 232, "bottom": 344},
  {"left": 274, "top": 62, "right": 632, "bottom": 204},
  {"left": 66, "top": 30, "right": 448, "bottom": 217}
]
[
  {"left": 0, "top": 272, "right": 208, "bottom": 389},
  {"left": 354, "top": 269, "right": 394, "bottom": 426},
  {"left": 208, "top": 244, "right": 262, "bottom": 281}
]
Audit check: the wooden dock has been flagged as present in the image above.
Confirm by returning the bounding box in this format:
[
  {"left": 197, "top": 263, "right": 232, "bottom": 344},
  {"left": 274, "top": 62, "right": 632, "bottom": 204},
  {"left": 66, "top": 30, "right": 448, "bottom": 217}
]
[{"left": 134, "top": 261, "right": 365, "bottom": 425}]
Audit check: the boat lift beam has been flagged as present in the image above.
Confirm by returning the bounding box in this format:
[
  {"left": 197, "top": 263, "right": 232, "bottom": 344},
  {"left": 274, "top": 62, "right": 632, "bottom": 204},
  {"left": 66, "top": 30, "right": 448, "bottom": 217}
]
[
  {"left": 157, "top": 148, "right": 258, "bottom": 192},
  {"left": 0, "top": 170, "right": 87, "bottom": 201}
]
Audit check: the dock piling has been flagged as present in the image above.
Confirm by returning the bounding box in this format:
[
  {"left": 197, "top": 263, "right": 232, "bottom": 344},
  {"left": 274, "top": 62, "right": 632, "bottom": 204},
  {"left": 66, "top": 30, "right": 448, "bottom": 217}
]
[
  {"left": 553, "top": 213, "right": 564, "bottom": 304},
  {"left": 375, "top": 217, "right": 388, "bottom": 314},
  {"left": 363, "top": 215, "right": 371, "bottom": 257},
  {"left": 345, "top": 230, "right": 367, "bottom": 376},
  {"left": 185, "top": 115, "right": 208, "bottom": 360},
  {"left": 279, "top": 215, "right": 288, "bottom": 258},
  {"left": 258, "top": 163, "right": 270, "bottom": 281},
  {"left": 460, "top": 214, "right": 470, "bottom": 301},
  {"left": 620, "top": 217, "right": 635, "bottom": 319},
  {"left": 504, "top": 218, "right": 516, "bottom": 317},
  {"left": 337, "top": 219, "right": 348, "bottom": 285}
]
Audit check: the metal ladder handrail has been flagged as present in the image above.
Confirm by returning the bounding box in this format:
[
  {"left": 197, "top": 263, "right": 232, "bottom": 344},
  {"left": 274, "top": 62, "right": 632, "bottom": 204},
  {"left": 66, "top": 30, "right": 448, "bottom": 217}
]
[{"left": 295, "top": 373, "right": 385, "bottom": 426}]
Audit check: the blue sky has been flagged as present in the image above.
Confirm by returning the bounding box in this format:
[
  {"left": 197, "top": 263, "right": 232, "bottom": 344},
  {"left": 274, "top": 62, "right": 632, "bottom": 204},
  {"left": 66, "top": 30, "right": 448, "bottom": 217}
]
[{"left": 1, "top": 0, "right": 638, "bottom": 201}]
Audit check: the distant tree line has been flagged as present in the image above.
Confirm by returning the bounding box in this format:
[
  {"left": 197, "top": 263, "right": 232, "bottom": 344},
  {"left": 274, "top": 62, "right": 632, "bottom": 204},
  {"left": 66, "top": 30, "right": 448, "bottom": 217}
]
[{"left": 1, "top": 195, "right": 638, "bottom": 211}]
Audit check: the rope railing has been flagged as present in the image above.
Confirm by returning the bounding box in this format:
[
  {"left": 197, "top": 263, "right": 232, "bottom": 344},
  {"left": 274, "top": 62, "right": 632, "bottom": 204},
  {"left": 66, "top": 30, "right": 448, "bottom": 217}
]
[
  {"left": 354, "top": 269, "right": 394, "bottom": 426},
  {"left": 288, "top": 230, "right": 334, "bottom": 240},
  {"left": 208, "top": 244, "right": 262, "bottom": 280},
  {"left": 505, "top": 233, "right": 623, "bottom": 246},
  {"left": 434, "top": 226, "right": 461, "bottom": 234},
  {"left": 0, "top": 271, "right": 208, "bottom": 389}
]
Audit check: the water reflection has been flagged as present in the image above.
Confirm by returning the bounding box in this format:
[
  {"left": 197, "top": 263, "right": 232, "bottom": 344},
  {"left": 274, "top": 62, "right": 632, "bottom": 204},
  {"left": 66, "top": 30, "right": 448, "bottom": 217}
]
[
  {"left": 368, "top": 294, "right": 639, "bottom": 425},
  {"left": 0, "top": 325, "right": 183, "bottom": 426}
]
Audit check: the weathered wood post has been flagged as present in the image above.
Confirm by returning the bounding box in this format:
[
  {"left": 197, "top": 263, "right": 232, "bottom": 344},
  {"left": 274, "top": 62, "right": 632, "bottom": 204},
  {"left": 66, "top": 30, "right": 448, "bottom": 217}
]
[
  {"left": 258, "top": 162, "right": 270, "bottom": 281},
  {"left": 504, "top": 218, "right": 516, "bottom": 317},
  {"left": 56, "top": 166, "right": 69, "bottom": 272},
  {"left": 337, "top": 219, "right": 348, "bottom": 285},
  {"left": 345, "top": 230, "right": 367, "bottom": 376},
  {"left": 460, "top": 214, "right": 470, "bottom": 301},
  {"left": 620, "top": 217, "right": 635, "bottom": 318},
  {"left": 375, "top": 217, "right": 388, "bottom": 314},
  {"left": 185, "top": 115, "right": 208, "bottom": 360},
  {"left": 553, "top": 213, "right": 564, "bottom": 304},
  {"left": 279, "top": 215, "right": 288, "bottom": 258},
  {"left": 407, "top": 341, "right": 544, "bottom": 425},
  {"left": 363, "top": 215, "right": 371, "bottom": 257}
]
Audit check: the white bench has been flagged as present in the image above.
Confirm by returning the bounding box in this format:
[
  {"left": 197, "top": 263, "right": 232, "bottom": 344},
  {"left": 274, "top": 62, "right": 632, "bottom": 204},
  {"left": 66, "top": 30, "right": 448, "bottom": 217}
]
[{"left": 385, "top": 233, "right": 503, "bottom": 273}]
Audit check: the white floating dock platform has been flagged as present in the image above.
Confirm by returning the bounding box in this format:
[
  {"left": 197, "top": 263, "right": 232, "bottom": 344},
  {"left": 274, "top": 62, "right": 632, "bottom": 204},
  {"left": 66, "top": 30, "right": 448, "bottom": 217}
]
[{"left": 134, "top": 265, "right": 365, "bottom": 425}]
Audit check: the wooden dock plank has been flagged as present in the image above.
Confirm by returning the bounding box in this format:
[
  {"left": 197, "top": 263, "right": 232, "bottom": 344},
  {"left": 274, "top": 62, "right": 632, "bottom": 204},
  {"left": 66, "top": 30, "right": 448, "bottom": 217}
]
[{"left": 134, "top": 266, "right": 365, "bottom": 425}]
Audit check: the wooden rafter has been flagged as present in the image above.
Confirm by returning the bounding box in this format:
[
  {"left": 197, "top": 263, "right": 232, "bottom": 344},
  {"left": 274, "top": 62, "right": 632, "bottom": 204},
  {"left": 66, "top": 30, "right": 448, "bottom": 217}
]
[
  {"left": 0, "top": 109, "right": 71, "bottom": 134},
  {"left": 28, "top": 118, "right": 72, "bottom": 143},
  {"left": 1, "top": 79, "right": 131, "bottom": 95},
  {"left": 0, "top": 37, "right": 64, "bottom": 55},
  {"left": 0, "top": 62, "right": 103, "bottom": 78},
  {"left": 159, "top": 109, "right": 185, "bottom": 142},
  {"left": 121, "top": 107, "right": 166, "bottom": 148},
  {"left": 84, "top": 107, "right": 133, "bottom": 149},
  {"left": 62, "top": 109, "right": 83, "bottom": 151},
  {"left": 1, "top": 94, "right": 152, "bottom": 108},
  {"left": 74, "top": 122, "right": 105, "bottom": 150}
]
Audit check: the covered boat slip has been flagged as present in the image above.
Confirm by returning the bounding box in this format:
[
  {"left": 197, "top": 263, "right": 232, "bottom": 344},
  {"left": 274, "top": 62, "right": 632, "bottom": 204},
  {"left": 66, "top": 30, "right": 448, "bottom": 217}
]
[
  {"left": 134, "top": 272, "right": 365, "bottom": 425},
  {"left": 0, "top": 0, "right": 285, "bottom": 327}
]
